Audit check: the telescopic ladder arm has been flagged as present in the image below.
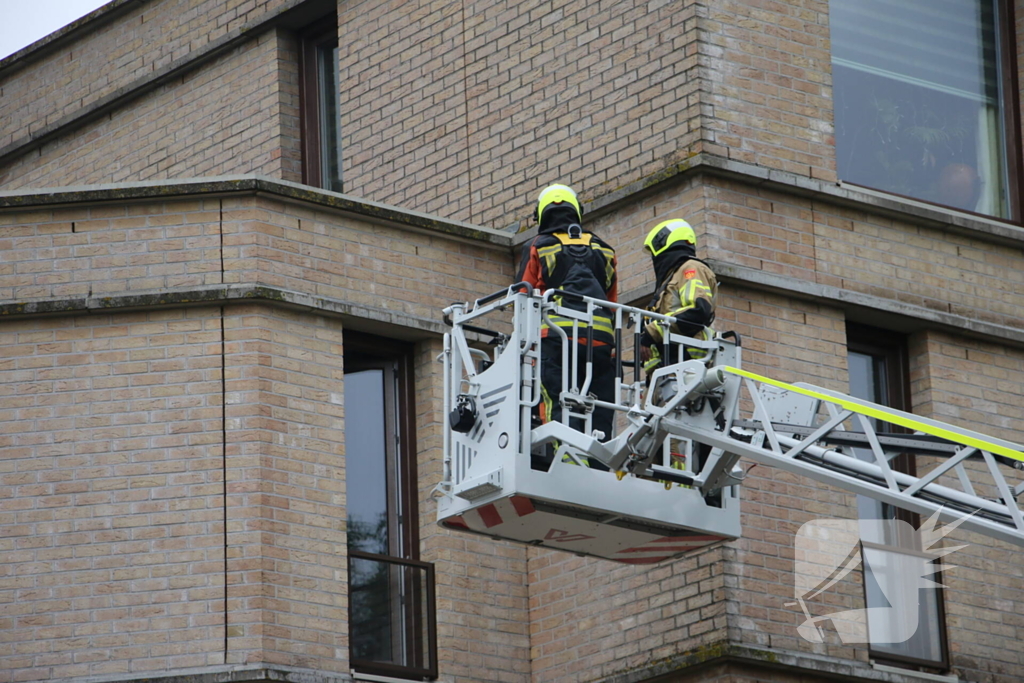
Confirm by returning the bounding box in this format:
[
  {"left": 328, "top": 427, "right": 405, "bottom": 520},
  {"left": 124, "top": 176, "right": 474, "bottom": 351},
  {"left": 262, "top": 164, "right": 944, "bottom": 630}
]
[{"left": 665, "top": 365, "right": 1024, "bottom": 547}]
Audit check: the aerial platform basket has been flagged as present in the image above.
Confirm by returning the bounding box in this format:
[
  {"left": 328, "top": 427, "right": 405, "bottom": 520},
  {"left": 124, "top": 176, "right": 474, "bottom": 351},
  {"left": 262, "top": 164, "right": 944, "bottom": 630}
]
[
  {"left": 437, "top": 285, "right": 1024, "bottom": 561},
  {"left": 436, "top": 285, "right": 742, "bottom": 564}
]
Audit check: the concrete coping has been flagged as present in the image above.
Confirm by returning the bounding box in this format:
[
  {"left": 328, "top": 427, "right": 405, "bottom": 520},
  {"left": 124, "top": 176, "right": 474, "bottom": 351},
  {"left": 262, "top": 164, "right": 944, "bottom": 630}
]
[
  {"left": 513, "top": 153, "right": 1024, "bottom": 250},
  {"left": 2, "top": 172, "right": 1022, "bottom": 349},
  {"left": 602, "top": 643, "right": 963, "bottom": 683},
  {"left": 0, "top": 174, "right": 513, "bottom": 248},
  {"left": 619, "top": 259, "right": 1024, "bottom": 351},
  {"left": 0, "top": 284, "right": 449, "bottom": 342},
  {"left": 22, "top": 647, "right": 953, "bottom": 683}
]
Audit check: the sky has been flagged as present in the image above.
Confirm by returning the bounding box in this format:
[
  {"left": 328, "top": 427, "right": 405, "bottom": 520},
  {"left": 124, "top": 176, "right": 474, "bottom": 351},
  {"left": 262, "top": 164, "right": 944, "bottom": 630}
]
[{"left": 0, "top": 0, "right": 110, "bottom": 60}]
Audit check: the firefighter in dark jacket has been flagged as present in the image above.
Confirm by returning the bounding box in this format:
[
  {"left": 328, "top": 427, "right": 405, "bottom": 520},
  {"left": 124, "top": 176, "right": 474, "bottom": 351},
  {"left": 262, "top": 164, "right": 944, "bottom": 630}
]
[
  {"left": 639, "top": 218, "right": 717, "bottom": 377},
  {"left": 516, "top": 184, "right": 618, "bottom": 470}
]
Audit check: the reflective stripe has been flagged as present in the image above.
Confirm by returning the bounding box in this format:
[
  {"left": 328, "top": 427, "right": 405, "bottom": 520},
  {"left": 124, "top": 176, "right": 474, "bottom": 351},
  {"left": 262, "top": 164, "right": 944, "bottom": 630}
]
[
  {"left": 720, "top": 366, "right": 1024, "bottom": 463},
  {"left": 540, "top": 380, "right": 554, "bottom": 424},
  {"left": 537, "top": 244, "right": 561, "bottom": 274},
  {"left": 604, "top": 256, "right": 615, "bottom": 289},
  {"left": 643, "top": 328, "right": 712, "bottom": 368},
  {"left": 643, "top": 346, "right": 662, "bottom": 374},
  {"left": 677, "top": 279, "right": 711, "bottom": 309},
  {"left": 543, "top": 317, "right": 615, "bottom": 336}
]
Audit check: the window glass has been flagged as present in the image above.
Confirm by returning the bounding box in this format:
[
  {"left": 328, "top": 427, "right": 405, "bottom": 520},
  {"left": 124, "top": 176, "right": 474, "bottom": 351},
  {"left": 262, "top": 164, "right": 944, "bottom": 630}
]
[
  {"left": 849, "top": 350, "right": 889, "bottom": 522},
  {"left": 317, "top": 41, "right": 343, "bottom": 193},
  {"left": 344, "top": 341, "right": 436, "bottom": 680},
  {"left": 831, "top": 0, "right": 1011, "bottom": 218},
  {"left": 847, "top": 333, "right": 947, "bottom": 668},
  {"left": 300, "top": 21, "right": 342, "bottom": 192},
  {"left": 345, "top": 368, "right": 390, "bottom": 555}
]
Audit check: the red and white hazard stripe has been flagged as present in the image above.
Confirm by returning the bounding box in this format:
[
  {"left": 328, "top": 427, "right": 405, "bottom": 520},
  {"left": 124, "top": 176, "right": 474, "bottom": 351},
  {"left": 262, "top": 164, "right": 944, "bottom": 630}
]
[
  {"left": 611, "top": 534, "right": 724, "bottom": 564},
  {"left": 444, "top": 495, "right": 536, "bottom": 531}
]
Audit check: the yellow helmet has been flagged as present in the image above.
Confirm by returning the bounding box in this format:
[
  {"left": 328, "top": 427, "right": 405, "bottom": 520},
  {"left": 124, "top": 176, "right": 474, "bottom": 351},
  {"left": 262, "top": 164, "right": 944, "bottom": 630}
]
[
  {"left": 536, "top": 184, "right": 582, "bottom": 221},
  {"left": 643, "top": 219, "right": 696, "bottom": 256}
]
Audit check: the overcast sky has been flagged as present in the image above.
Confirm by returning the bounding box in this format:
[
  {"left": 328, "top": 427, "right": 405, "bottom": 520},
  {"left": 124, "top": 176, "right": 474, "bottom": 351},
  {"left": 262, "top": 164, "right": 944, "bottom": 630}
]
[{"left": 0, "top": 0, "right": 110, "bottom": 60}]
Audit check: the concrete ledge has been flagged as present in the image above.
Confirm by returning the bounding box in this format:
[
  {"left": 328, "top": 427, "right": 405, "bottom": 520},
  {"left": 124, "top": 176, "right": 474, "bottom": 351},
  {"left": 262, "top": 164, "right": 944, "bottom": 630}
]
[
  {"left": 619, "top": 261, "right": 1024, "bottom": 350},
  {"left": 34, "top": 664, "right": 354, "bottom": 683},
  {"left": 602, "top": 643, "right": 954, "bottom": 683},
  {"left": 514, "top": 153, "right": 1024, "bottom": 250},
  {"left": 0, "top": 175, "right": 512, "bottom": 248},
  {"left": 0, "top": 284, "right": 448, "bottom": 341}
]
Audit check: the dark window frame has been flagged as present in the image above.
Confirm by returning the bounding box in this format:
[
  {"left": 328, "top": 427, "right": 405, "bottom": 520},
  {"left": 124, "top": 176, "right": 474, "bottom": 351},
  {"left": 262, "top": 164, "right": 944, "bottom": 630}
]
[
  {"left": 830, "top": 0, "right": 1024, "bottom": 224},
  {"left": 995, "top": 0, "right": 1023, "bottom": 219},
  {"left": 299, "top": 18, "right": 342, "bottom": 192},
  {"left": 348, "top": 550, "right": 438, "bottom": 680},
  {"left": 344, "top": 334, "right": 435, "bottom": 680},
  {"left": 847, "top": 324, "right": 951, "bottom": 672}
]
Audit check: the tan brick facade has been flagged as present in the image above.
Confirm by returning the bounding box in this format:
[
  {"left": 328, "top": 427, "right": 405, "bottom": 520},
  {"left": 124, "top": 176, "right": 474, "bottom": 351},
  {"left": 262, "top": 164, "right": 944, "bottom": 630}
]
[
  {"left": 2, "top": 1, "right": 1024, "bottom": 683},
  {"left": 0, "top": 0, "right": 297, "bottom": 154},
  {"left": 0, "top": 308, "right": 228, "bottom": 680},
  {"left": 0, "top": 30, "right": 295, "bottom": 190}
]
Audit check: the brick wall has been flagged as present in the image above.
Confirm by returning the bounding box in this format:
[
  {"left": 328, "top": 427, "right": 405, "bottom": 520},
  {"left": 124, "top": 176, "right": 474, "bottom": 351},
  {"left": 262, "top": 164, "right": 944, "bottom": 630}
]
[
  {"left": 338, "top": 0, "right": 703, "bottom": 228},
  {"left": 699, "top": 0, "right": 835, "bottom": 181},
  {"left": 813, "top": 208, "right": 1024, "bottom": 330},
  {"left": 0, "top": 190, "right": 512, "bottom": 315},
  {"left": 703, "top": 178, "right": 817, "bottom": 282},
  {"left": 276, "top": 30, "right": 303, "bottom": 185},
  {"left": 0, "top": 199, "right": 223, "bottom": 302},
  {"left": 0, "top": 303, "right": 352, "bottom": 680},
  {"left": 220, "top": 195, "right": 513, "bottom": 321},
  {"left": 703, "top": 178, "right": 1024, "bottom": 330},
  {"left": 527, "top": 546, "right": 728, "bottom": 683},
  {"left": 223, "top": 304, "right": 348, "bottom": 670},
  {"left": 0, "top": 308, "right": 228, "bottom": 681},
  {"left": 0, "top": 30, "right": 292, "bottom": 190},
  {"left": 0, "top": 180, "right": 523, "bottom": 681},
  {"left": 0, "top": 0, "right": 295, "bottom": 153}
]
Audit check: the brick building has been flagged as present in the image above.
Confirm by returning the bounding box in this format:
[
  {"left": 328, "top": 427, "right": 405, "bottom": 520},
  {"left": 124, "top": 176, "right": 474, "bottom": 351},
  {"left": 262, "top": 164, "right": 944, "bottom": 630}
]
[{"left": 1, "top": 1, "right": 1022, "bottom": 682}]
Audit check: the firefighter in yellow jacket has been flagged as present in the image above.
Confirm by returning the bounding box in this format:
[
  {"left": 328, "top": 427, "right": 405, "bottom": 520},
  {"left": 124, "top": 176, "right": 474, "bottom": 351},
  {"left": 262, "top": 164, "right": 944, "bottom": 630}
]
[
  {"left": 639, "top": 218, "right": 717, "bottom": 376},
  {"left": 639, "top": 218, "right": 717, "bottom": 483}
]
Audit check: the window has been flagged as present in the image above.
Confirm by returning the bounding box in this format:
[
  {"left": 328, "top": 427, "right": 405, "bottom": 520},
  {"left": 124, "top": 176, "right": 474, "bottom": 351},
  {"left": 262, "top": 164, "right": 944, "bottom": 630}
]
[
  {"left": 847, "top": 325, "right": 949, "bottom": 670},
  {"left": 300, "top": 19, "right": 343, "bottom": 192},
  {"left": 344, "top": 336, "right": 436, "bottom": 680},
  {"left": 830, "top": 0, "right": 1021, "bottom": 219}
]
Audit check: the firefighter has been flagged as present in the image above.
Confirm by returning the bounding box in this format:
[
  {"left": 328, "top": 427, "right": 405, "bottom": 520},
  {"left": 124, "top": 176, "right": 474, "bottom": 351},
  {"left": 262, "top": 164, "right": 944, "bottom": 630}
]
[
  {"left": 516, "top": 184, "right": 618, "bottom": 470},
  {"left": 638, "top": 218, "right": 717, "bottom": 483},
  {"left": 639, "top": 218, "right": 717, "bottom": 383}
]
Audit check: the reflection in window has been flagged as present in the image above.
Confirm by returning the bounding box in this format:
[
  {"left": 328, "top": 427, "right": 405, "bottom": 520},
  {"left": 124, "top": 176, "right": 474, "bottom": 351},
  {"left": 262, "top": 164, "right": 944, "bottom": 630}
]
[
  {"left": 315, "top": 40, "right": 343, "bottom": 192},
  {"left": 847, "top": 329, "right": 948, "bottom": 670},
  {"left": 345, "top": 369, "right": 390, "bottom": 556},
  {"left": 300, "top": 21, "right": 343, "bottom": 192},
  {"left": 344, "top": 343, "right": 436, "bottom": 680},
  {"left": 349, "top": 555, "right": 435, "bottom": 675},
  {"left": 831, "top": 0, "right": 1013, "bottom": 218}
]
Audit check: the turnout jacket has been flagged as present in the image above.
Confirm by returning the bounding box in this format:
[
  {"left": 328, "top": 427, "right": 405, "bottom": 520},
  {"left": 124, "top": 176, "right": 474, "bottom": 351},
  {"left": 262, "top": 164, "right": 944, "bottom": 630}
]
[
  {"left": 516, "top": 229, "right": 618, "bottom": 345},
  {"left": 644, "top": 258, "right": 717, "bottom": 352}
]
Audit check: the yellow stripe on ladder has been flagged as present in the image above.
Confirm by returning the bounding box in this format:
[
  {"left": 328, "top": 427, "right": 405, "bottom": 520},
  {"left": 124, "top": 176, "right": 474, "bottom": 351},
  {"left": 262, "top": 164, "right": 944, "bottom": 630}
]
[{"left": 719, "top": 366, "right": 1024, "bottom": 463}]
